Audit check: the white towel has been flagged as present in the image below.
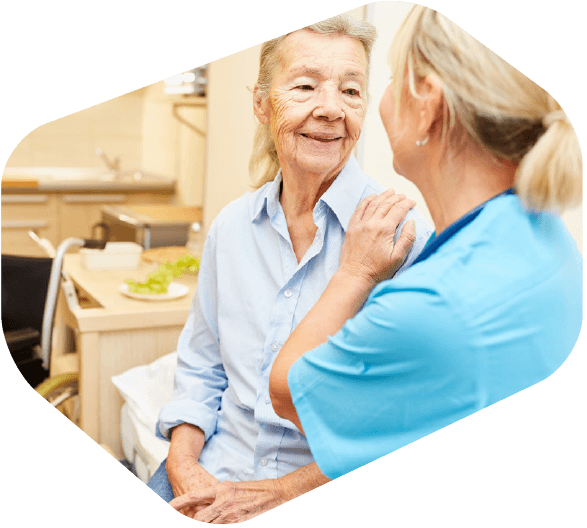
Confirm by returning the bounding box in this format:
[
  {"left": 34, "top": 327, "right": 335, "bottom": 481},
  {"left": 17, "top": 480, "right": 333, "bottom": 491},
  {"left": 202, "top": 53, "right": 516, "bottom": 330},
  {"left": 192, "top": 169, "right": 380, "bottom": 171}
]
[{"left": 112, "top": 351, "right": 178, "bottom": 434}]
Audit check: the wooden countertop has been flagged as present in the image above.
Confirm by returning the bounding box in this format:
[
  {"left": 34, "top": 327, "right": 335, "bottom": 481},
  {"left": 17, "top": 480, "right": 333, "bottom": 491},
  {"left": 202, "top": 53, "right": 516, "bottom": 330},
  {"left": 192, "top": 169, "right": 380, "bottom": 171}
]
[
  {"left": 126, "top": 205, "right": 203, "bottom": 222},
  {"left": 63, "top": 253, "right": 197, "bottom": 333},
  {"left": 1, "top": 180, "right": 176, "bottom": 194},
  {"left": 2, "top": 168, "right": 176, "bottom": 193},
  {"left": 1, "top": 178, "right": 39, "bottom": 188}
]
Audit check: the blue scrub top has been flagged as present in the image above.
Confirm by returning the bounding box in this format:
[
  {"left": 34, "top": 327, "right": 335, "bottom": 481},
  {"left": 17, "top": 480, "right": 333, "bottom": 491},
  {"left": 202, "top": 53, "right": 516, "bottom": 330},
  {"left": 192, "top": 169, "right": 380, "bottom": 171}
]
[{"left": 288, "top": 193, "right": 583, "bottom": 479}]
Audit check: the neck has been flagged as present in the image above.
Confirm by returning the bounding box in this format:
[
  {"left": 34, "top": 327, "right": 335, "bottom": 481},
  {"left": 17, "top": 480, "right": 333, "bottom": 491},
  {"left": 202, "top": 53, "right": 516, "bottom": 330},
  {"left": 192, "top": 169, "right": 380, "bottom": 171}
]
[
  {"left": 278, "top": 159, "right": 346, "bottom": 264},
  {"left": 415, "top": 147, "right": 517, "bottom": 234},
  {"left": 279, "top": 163, "right": 342, "bottom": 218}
]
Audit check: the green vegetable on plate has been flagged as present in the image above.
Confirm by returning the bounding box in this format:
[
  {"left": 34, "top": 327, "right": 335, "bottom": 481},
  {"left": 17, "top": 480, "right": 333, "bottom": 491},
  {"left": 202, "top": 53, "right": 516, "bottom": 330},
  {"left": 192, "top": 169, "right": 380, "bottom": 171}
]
[{"left": 125, "top": 254, "right": 200, "bottom": 294}]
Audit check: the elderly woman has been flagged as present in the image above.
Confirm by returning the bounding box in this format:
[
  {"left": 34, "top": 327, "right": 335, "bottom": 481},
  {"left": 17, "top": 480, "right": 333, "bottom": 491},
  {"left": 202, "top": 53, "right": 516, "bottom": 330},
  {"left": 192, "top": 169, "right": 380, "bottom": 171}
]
[
  {"left": 269, "top": 6, "right": 582, "bottom": 480},
  {"left": 147, "top": 15, "right": 431, "bottom": 523}
]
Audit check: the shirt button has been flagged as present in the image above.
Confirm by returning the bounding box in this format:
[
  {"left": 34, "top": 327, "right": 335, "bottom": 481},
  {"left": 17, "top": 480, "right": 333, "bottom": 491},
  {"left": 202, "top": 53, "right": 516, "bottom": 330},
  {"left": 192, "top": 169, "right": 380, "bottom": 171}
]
[
  {"left": 265, "top": 396, "right": 271, "bottom": 404},
  {"left": 284, "top": 289, "right": 293, "bottom": 298},
  {"left": 260, "top": 458, "right": 267, "bottom": 466},
  {"left": 271, "top": 343, "right": 279, "bottom": 352}
]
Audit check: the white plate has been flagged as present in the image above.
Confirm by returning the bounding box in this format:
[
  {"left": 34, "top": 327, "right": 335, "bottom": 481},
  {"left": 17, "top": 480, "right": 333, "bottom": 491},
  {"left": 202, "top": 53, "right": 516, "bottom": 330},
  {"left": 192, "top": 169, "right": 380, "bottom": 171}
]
[{"left": 119, "top": 281, "right": 189, "bottom": 301}]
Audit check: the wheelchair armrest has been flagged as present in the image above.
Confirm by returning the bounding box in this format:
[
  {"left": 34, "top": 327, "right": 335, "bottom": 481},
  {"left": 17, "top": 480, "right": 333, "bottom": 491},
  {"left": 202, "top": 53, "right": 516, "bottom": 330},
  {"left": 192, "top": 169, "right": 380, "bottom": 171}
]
[{"left": 4, "top": 327, "right": 40, "bottom": 354}]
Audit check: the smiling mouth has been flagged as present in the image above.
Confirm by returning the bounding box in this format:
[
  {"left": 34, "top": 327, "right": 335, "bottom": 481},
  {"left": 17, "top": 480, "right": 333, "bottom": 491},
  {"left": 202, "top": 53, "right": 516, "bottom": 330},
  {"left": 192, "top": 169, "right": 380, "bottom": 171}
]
[{"left": 301, "top": 133, "right": 343, "bottom": 142}]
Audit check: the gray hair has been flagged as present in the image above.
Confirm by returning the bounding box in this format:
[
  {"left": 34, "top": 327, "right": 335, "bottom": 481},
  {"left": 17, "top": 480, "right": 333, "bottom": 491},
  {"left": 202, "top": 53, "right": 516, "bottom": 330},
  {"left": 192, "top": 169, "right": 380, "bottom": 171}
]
[{"left": 249, "top": 15, "right": 377, "bottom": 188}]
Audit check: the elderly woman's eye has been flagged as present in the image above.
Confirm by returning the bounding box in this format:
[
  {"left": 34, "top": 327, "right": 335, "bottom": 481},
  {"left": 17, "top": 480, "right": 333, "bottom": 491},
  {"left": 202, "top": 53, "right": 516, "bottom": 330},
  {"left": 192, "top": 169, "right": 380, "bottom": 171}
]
[
  {"left": 297, "top": 85, "right": 314, "bottom": 91},
  {"left": 344, "top": 88, "right": 360, "bottom": 96}
]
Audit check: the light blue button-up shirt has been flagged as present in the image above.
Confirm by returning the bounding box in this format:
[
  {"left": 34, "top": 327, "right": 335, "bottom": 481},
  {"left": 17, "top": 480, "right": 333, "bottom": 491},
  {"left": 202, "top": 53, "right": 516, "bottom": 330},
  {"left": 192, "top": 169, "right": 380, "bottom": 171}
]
[{"left": 157, "top": 155, "right": 432, "bottom": 482}]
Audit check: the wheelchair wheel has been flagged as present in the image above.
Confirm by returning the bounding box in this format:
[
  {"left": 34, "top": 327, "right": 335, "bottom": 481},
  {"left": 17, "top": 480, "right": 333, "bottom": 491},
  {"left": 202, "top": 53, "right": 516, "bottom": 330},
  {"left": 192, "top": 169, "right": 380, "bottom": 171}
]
[{"left": 36, "top": 372, "right": 80, "bottom": 425}]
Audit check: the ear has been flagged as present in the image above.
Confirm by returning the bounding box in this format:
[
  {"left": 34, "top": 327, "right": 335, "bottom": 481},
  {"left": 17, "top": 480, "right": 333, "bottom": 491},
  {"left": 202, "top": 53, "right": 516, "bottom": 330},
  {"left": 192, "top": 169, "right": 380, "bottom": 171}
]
[
  {"left": 253, "top": 84, "right": 271, "bottom": 125},
  {"left": 417, "top": 74, "right": 444, "bottom": 138}
]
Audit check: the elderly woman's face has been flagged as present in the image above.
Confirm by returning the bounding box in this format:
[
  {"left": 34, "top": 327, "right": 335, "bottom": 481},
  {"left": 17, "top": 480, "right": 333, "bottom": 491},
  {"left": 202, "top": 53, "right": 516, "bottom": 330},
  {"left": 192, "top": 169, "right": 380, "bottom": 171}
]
[{"left": 258, "top": 30, "right": 368, "bottom": 179}]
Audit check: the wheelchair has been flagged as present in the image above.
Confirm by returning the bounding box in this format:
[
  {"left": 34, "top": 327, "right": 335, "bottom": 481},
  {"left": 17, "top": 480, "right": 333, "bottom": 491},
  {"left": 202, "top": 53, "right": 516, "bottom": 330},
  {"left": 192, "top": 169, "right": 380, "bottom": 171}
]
[{"left": 2, "top": 224, "right": 109, "bottom": 422}]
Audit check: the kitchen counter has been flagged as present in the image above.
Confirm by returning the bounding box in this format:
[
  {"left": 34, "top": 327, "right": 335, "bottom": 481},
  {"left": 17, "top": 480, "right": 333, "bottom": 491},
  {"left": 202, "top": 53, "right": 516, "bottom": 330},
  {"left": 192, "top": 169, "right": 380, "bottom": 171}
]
[
  {"left": 1, "top": 167, "right": 176, "bottom": 257},
  {"left": 62, "top": 253, "right": 197, "bottom": 332},
  {"left": 56, "top": 253, "right": 197, "bottom": 458},
  {"left": 4, "top": 179, "right": 176, "bottom": 193},
  {"left": 2, "top": 167, "right": 176, "bottom": 193}
]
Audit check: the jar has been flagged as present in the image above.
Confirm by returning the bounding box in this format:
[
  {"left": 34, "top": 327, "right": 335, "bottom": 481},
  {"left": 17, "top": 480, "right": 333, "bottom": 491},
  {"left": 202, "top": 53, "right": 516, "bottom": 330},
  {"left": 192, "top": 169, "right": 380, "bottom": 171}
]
[{"left": 186, "top": 222, "right": 203, "bottom": 256}]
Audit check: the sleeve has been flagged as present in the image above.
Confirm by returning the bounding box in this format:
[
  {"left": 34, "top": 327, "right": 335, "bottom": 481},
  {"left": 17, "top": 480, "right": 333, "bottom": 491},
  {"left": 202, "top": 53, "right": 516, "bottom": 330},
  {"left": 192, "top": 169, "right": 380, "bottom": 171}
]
[
  {"left": 287, "top": 280, "right": 479, "bottom": 479},
  {"left": 156, "top": 219, "right": 228, "bottom": 441}
]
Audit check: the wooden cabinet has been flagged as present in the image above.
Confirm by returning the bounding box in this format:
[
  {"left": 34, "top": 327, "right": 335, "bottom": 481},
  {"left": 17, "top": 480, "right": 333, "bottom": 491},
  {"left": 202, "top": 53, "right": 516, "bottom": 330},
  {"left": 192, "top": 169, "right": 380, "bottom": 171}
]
[
  {"left": 58, "top": 192, "right": 173, "bottom": 241},
  {"left": 1, "top": 194, "right": 60, "bottom": 257},
  {"left": 60, "top": 254, "right": 197, "bottom": 458},
  {"left": 2, "top": 190, "right": 174, "bottom": 256}
]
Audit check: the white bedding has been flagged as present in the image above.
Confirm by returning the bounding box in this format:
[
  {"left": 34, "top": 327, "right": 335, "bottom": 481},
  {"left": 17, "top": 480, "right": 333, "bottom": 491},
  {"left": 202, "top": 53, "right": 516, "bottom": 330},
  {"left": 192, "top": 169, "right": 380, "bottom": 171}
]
[{"left": 112, "top": 351, "right": 177, "bottom": 482}]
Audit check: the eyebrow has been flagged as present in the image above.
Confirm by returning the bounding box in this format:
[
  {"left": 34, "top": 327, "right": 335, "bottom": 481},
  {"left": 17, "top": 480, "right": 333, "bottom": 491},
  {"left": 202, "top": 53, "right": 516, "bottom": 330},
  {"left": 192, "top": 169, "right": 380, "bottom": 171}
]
[
  {"left": 289, "top": 67, "right": 322, "bottom": 77},
  {"left": 288, "top": 67, "right": 365, "bottom": 81}
]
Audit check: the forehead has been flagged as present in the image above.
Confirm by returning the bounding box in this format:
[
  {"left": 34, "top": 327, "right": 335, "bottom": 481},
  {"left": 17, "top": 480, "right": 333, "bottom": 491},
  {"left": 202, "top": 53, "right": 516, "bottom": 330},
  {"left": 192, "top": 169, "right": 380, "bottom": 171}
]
[{"left": 276, "top": 30, "right": 367, "bottom": 79}]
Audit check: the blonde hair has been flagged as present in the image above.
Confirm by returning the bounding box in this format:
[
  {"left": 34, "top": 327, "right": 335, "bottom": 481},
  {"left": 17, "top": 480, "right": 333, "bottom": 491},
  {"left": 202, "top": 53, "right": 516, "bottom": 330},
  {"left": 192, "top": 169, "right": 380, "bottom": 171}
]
[
  {"left": 388, "top": 6, "right": 582, "bottom": 212},
  {"left": 249, "top": 15, "right": 377, "bottom": 188}
]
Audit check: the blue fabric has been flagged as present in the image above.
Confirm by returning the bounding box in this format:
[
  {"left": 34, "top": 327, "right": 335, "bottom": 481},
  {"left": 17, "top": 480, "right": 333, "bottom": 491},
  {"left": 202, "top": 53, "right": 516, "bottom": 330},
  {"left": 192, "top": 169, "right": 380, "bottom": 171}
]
[
  {"left": 155, "top": 155, "right": 432, "bottom": 483},
  {"left": 412, "top": 188, "right": 516, "bottom": 266},
  {"left": 147, "top": 459, "right": 174, "bottom": 502},
  {"left": 288, "top": 193, "right": 583, "bottom": 479}
]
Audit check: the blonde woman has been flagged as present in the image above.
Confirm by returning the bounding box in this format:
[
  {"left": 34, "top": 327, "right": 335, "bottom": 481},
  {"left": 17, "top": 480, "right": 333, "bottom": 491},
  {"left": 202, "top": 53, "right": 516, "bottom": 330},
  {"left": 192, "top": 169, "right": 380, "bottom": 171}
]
[{"left": 269, "top": 5, "right": 582, "bottom": 480}]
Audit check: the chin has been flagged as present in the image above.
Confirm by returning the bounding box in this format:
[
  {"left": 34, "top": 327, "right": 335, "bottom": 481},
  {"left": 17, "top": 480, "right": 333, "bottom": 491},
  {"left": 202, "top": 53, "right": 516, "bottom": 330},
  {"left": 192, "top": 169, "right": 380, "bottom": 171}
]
[
  {"left": 392, "top": 158, "right": 403, "bottom": 176},
  {"left": 392, "top": 160, "right": 417, "bottom": 186},
  {"left": 298, "top": 154, "right": 346, "bottom": 176}
]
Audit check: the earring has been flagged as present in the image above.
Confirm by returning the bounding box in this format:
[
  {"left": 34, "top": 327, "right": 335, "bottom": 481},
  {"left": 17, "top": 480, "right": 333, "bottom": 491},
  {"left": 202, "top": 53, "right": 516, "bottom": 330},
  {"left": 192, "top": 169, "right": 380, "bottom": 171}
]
[{"left": 416, "top": 136, "right": 429, "bottom": 147}]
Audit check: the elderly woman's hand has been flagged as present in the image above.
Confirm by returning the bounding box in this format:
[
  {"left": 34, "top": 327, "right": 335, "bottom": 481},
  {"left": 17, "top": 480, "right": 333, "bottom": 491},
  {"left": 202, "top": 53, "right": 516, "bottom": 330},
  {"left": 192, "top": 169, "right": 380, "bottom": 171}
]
[
  {"left": 339, "top": 189, "right": 417, "bottom": 288},
  {"left": 169, "top": 479, "right": 287, "bottom": 524}
]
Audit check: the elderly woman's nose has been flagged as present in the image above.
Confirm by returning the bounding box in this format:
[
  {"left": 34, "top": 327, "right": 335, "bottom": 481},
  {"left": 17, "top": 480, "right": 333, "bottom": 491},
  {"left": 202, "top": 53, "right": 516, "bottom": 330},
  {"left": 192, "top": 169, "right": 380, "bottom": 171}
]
[{"left": 313, "top": 88, "right": 345, "bottom": 120}]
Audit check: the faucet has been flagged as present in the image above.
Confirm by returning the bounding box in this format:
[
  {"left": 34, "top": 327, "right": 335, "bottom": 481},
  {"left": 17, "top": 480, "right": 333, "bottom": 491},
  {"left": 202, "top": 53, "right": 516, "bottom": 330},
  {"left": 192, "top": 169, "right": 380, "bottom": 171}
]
[{"left": 95, "top": 148, "right": 120, "bottom": 175}]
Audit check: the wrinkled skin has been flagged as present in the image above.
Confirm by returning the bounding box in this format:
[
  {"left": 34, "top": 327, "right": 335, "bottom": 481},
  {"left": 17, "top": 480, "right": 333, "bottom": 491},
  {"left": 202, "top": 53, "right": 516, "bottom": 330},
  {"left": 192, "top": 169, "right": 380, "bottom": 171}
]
[{"left": 254, "top": 29, "right": 368, "bottom": 185}]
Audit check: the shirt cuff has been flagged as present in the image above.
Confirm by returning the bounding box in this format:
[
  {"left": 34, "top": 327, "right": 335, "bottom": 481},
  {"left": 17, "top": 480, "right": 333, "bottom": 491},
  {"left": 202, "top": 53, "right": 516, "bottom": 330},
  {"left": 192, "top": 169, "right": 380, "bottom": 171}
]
[{"left": 157, "top": 399, "right": 219, "bottom": 441}]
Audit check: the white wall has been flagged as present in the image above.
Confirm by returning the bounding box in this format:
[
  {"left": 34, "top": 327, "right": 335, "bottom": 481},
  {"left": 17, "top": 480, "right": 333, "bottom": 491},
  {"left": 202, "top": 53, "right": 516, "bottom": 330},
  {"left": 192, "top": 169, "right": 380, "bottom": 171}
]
[
  {"left": 358, "top": 2, "right": 432, "bottom": 225},
  {"left": 203, "top": 44, "right": 262, "bottom": 232}
]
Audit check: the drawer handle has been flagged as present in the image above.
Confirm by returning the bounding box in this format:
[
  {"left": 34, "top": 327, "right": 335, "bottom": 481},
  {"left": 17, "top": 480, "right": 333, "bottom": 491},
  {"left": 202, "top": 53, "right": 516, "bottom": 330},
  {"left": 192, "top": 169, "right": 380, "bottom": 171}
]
[
  {"left": 2, "top": 220, "right": 49, "bottom": 229},
  {"left": 1, "top": 194, "right": 49, "bottom": 204},
  {"left": 63, "top": 194, "right": 126, "bottom": 203}
]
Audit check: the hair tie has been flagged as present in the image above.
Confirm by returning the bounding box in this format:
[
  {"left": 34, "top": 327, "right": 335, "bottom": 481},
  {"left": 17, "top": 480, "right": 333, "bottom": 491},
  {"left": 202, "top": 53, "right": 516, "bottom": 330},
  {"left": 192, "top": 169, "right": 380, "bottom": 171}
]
[{"left": 543, "top": 110, "right": 570, "bottom": 128}]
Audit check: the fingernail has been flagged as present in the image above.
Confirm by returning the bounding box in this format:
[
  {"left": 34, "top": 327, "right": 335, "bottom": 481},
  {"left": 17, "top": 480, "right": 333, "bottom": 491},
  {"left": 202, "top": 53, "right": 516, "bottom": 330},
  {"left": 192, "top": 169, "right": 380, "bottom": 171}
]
[{"left": 407, "top": 219, "right": 416, "bottom": 230}]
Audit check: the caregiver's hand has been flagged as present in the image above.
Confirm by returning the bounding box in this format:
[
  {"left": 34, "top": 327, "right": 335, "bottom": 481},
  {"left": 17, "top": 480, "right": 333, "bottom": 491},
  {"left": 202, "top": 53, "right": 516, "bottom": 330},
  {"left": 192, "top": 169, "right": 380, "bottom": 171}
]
[
  {"left": 169, "top": 479, "right": 286, "bottom": 524},
  {"left": 339, "top": 189, "right": 417, "bottom": 287}
]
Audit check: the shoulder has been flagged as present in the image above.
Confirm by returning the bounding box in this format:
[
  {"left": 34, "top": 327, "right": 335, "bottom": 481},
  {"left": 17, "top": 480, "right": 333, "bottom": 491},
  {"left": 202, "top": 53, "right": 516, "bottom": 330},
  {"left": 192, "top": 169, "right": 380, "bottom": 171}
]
[
  {"left": 362, "top": 175, "right": 385, "bottom": 197},
  {"left": 213, "top": 182, "right": 271, "bottom": 231},
  {"left": 298, "top": 275, "right": 459, "bottom": 362},
  {"left": 356, "top": 174, "right": 432, "bottom": 237},
  {"left": 398, "top": 194, "right": 580, "bottom": 311}
]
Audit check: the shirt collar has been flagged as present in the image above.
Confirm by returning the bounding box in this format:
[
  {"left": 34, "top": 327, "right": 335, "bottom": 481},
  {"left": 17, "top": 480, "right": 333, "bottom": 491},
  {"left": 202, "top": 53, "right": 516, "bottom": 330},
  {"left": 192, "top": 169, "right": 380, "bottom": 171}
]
[
  {"left": 251, "top": 170, "right": 283, "bottom": 223},
  {"left": 412, "top": 188, "right": 516, "bottom": 266},
  {"left": 318, "top": 154, "right": 370, "bottom": 232},
  {"left": 250, "top": 154, "right": 370, "bottom": 231}
]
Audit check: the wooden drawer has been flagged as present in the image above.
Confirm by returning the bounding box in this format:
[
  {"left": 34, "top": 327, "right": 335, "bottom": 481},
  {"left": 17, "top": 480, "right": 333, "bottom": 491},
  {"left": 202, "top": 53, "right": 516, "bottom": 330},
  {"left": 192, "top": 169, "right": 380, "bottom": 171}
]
[
  {"left": 59, "top": 194, "right": 129, "bottom": 241},
  {"left": 1, "top": 191, "right": 176, "bottom": 256},
  {"left": 1, "top": 193, "right": 59, "bottom": 219},
  {"left": 1, "top": 194, "right": 60, "bottom": 255}
]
